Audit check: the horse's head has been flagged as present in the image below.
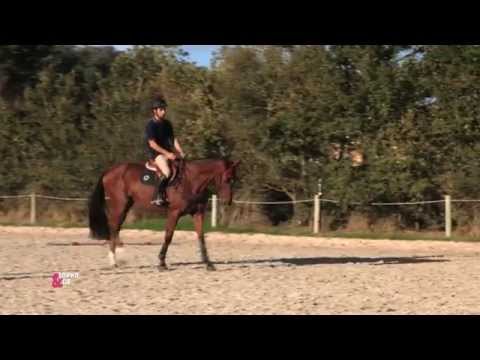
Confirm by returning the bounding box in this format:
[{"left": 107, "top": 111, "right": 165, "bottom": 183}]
[{"left": 215, "top": 160, "right": 241, "bottom": 205}]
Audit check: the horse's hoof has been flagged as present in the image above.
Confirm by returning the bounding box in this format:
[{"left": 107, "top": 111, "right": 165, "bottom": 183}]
[
  {"left": 158, "top": 265, "right": 169, "bottom": 272},
  {"left": 117, "top": 259, "right": 127, "bottom": 267},
  {"left": 206, "top": 264, "right": 216, "bottom": 271}
]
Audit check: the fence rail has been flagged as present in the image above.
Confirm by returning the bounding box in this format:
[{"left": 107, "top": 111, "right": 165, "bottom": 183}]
[{"left": 1, "top": 192, "right": 478, "bottom": 238}]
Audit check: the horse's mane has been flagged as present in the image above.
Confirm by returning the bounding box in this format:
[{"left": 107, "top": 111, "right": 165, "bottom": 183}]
[{"left": 171, "top": 158, "right": 228, "bottom": 187}]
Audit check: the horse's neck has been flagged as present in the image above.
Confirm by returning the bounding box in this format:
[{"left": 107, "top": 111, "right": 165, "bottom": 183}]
[{"left": 183, "top": 160, "right": 223, "bottom": 195}]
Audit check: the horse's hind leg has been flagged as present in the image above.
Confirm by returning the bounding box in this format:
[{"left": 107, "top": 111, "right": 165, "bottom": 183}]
[
  {"left": 115, "top": 197, "right": 134, "bottom": 265},
  {"left": 106, "top": 197, "right": 133, "bottom": 268}
]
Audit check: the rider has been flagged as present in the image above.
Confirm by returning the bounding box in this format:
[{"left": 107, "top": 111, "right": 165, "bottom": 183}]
[{"left": 145, "top": 98, "right": 185, "bottom": 206}]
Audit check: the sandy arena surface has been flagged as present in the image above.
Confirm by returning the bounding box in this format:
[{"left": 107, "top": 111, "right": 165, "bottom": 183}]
[{"left": 1, "top": 226, "right": 480, "bottom": 315}]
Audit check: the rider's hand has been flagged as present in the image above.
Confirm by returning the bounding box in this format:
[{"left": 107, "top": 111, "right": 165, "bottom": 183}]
[{"left": 167, "top": 152, "right": 176, "bottom": 161}]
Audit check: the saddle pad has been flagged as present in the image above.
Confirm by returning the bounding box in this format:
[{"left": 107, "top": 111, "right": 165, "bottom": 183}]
[{"left": 140, "top": 170, "right": 158, "bottom": 186}]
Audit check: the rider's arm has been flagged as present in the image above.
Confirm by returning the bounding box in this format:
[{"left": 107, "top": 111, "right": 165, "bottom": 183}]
[
  {"left": 174, "top": 139, "right": 185, "bottom": 158},
  {"left": 148, "top": 139, "right": 174, "bottom": 157}
]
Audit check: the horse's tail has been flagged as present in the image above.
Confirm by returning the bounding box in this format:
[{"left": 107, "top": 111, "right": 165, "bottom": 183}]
[{"left": 88, "top": 174, "right": 110, "bottom": 240}]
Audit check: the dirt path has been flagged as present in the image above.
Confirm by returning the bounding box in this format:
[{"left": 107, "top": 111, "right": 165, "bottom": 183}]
[{"left": 1, "top": 226, "right": 479, "bottom": 314}]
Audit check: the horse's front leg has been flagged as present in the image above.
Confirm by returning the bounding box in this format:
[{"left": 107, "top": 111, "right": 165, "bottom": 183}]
[
  {"left": 193, "top": 211, "right": 216, "bottom": 271},
  {"left": 158, "top": 210, "right": 181, "bottom": 271}
]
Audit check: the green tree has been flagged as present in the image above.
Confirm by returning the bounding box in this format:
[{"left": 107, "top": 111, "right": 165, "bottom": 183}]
[{"left": 22, "top": 66, "right": 88, "bottom": 194}]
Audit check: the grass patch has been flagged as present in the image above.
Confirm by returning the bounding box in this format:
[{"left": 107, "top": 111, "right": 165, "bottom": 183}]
[
  {"left": 125, "top": 219, "right": 480, "bottom": 242},
  {"left": 315, "top": 231, "right": 480, "bottom": 243},
  {"left": 124, "top": 217, "right": 198, "bottom": 232},
  {"left": 1, "top": 218, "right": 479, "bottom": 243},
  {"left": 0, "top": 221, "right": 86, "bottom": 228}
]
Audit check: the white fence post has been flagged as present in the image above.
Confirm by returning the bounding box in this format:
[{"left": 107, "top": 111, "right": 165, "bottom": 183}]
[
  {"left": 313, "top": 194, "right": 320, "bottom": 234},
  {"left": 30, "top": 192, "right": 36, "bottom": 225},
  {"left": 445, "top": 195, "right": 452, "bottom": 238},
  {"left": 211, "top": 194, "right": 218, "bottom": 228}
]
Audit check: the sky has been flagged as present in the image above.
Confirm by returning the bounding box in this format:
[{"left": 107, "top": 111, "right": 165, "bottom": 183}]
[{"left": 113, "top": 45, "right": 220, "bottom": 68}]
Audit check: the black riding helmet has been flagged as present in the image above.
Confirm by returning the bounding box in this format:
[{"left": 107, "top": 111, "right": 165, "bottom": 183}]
[{"left": 151, "top": 98, "right": 167, "bottom": 110}]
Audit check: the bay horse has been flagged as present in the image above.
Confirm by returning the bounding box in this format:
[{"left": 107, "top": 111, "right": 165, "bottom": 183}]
[{"left": 88, "top": 158, "right": 240, "bottom": 271}]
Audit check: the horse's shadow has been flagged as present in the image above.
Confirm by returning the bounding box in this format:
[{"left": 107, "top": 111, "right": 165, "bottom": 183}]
[
  {"left": 0, "top": 255, "right": 450, "bottom": 281},
  {"left": 169, "top": 255, "right": 449, "bottom": 269}
]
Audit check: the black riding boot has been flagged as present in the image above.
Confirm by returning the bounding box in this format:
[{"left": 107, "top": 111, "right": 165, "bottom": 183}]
[
  {"left": 151, "top": 176, "right": 169, "bottom": 207},
  {"left": 159, "top": 177, "right": 169, "bottom": 205}
]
